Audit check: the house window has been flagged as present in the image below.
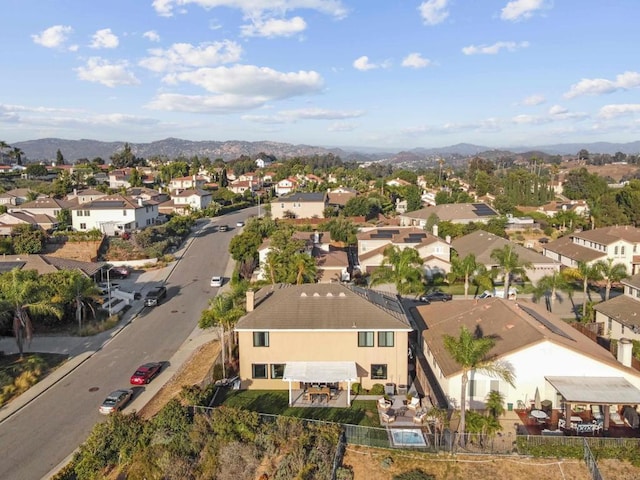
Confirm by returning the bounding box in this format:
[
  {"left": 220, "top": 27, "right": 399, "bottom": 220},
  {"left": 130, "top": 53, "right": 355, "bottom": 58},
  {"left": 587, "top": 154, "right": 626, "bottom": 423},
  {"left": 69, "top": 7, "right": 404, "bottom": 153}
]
[
  {"left": 253, "top": 331, "right": 269, "bottom": 347},
  {"left": 271, "top": 363, "right": 285, "bottom": 379},
  {"left": 621, "top": 246, "right": 625, "bottom": 255},
  {"left": 468, "top": 379, "right": 476, "bottom": 397},
  {"left": 608, "top": 318, "right": 612, "bottom": 331},
  {"left": 77, "top": 210, "right": 83, "bottom": 216},
  {"left": 622, "top": 324, "right": 625, "bottom": 335},
  {"left": 378, "top": 331, "right": 394, "bottom": 347},
  {"left": 615, "top": 246, "right": 619, "bottom": 255},
  {"left": 371, "top": 364, "right": 387, "bottom": 380},
  {"left": 80, "top": 223, "right": 86, "bottom": 229},
  {"left": 251, "top": 364, "right": 268, "bottom": 379},
  {"left": 84, "top": 210, "right": 89, "bottom": 216},
  {"left": 123, "top": 210, "right": 127, "bottom": 216},
  {"left": 358, "top": 331, "right": 374, "bottom": 347}
]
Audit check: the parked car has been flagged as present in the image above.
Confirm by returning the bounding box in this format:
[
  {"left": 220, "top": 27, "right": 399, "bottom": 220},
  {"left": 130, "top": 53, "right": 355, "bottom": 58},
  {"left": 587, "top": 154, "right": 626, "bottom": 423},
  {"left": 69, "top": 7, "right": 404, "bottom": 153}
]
[
  {"left": 210, "top": 276, "right": 223, "bottom": 287},
  {"left": 478, "top": 288, "right": 518, "bottom": 300},
  {"left": 218, "top": 224, "right": 228, "bottom": 232},
  {"left": 419, "top": 291, "right": 453, "bottom": 303},
  {"left": 130, "top": 362, "right": 163, "bottom": 385},
  {"left": 144, "top": 286, "right": 167, "bottom": 307},
  {"left": 99, "top": 389, "right": 133, "bottom": 414},
  {"left": 109, "top": 266, "right": 130, "bottom": 278},
  {"left": 236, "top": 221, "right": 244, "bottom": 227}
]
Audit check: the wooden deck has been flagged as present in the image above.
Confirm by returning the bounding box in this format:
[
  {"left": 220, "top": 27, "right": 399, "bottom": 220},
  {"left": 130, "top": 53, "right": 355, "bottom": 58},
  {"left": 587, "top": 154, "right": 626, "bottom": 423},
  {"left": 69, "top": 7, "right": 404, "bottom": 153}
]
[{"left": 515, "top": 409, "right": 640, "bottom": 438}]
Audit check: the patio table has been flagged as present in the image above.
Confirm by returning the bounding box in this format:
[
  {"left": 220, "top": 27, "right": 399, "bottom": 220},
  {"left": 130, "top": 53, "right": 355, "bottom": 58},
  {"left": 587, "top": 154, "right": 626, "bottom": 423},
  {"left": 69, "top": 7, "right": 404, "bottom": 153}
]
[
  {"left": 308, "top": 387, "right": 330, "bottom": 402},
  {"left": 530, "top": 410, "right": 549, "bottom": 420}
]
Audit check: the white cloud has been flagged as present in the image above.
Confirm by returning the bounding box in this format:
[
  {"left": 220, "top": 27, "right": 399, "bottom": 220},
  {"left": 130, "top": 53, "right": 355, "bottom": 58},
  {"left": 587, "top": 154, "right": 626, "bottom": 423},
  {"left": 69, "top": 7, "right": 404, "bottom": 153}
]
[
  {"left": 500, "top": 0, "right": 545, "bottom": 21},
  {"left": 328, "top": 122, "right": 357, "bottom": 132},
  {"left": 599, "top": 104, "right": 640, "bottom": 119},
  {"left": 564, "top": 71, "right": 640, "bottom": 99},
  {"left": 512, "top": 114, "right": 549, "bottom": 125},
  {"left": 418, "top": 0, "right": 449, "bottom": 26},
  {"left": 89, "top": 28, "right": 119, "bottom": 49},
  {"left": 241, "top": 16, "right": 306, "bottom": 38},
  {"left": 548, "top": 105, "right": 568, "bottom": 115},
  {"left": 75, "top": 57, "right": 140, "bottom": 87},
  {"left": 462, "top": 41, "right": 529, "bottom": 55},
  {"left": 31, "top": 25, "right": 73, "bottom": 49},
  {"left": 353, "top": 56, "right": 378, "bottom": 71},
  {"left": 521, "top": 94, "right": 545, "bottom": 106},
  {"left": 152, "top": 0, "right": 348, "bottom": 19},
  {"left": 401, "top": 53, "right": 431, "bottom": 69},
  {"left": 147, "top": 93, "right": 270, "bottom": 112},
  {"left": 139, "top": 41, "right": 242, "bottom": 72},
  {"left": 243, "top": 108, "right": 364, "bottom": 123},
  {"left": 143, "top": 30, "right": 161, "bottom": 42}
]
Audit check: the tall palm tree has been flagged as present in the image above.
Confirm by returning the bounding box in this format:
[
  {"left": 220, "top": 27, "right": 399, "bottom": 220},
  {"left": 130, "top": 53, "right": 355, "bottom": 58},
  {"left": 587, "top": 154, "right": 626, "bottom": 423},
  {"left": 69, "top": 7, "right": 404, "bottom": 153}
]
[
  {"left": 443, "top": 326, "right": 515, "bottom": 446},
  {"left": 490, "top": 245, "right": 532, "bottom": 299},
  {"left": 0, "top": 269, "right": 63, "bottom": 356},
  {"left": 198, "top": 293, "right": 244, "bottom": 359},
  {"left": 448, "top": 252, "right": 480, "bottom": 299},
  {"left": 0, "top": 140, "right": 9, "bottom": 161},
  {"left": 369, "top": 245, "right": 424, "bottom": 296},
  {"left": 532, "top": 270, "right": 573, "bottom": 313},
  {"left": 291, "top": 252, "right": 317, "bottom": 285},
  {"left": 54, "top": 271, "right": 102, "bottom": 332},
  {"left": 563, "top": 261, "right": 603, "bottom": 319},
  {"left": 9, "top": 147, "right": 24, "bottom": 166},
  {"left": 594, "top": 258, "right": 627, "bottom": 301}
]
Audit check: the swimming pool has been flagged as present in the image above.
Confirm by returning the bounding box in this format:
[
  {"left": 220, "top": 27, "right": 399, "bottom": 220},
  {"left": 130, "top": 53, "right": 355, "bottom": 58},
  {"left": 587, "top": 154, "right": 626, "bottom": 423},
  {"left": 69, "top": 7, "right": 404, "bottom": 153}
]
[{"left": 389, "top": 429, "right": 428, "bottom": 447}]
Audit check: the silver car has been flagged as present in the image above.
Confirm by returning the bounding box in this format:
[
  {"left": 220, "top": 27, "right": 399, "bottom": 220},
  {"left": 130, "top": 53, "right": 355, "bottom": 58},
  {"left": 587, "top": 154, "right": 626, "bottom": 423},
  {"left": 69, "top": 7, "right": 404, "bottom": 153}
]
[{"left": 99, "top": 389, "right": 133, "bottom": 414}]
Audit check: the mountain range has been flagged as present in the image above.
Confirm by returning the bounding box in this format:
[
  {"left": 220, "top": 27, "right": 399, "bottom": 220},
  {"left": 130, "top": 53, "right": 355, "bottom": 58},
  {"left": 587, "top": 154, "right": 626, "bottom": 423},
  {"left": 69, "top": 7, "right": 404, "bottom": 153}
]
[{"left": 11, "top": 137, "right": 640, "bottom": 165}]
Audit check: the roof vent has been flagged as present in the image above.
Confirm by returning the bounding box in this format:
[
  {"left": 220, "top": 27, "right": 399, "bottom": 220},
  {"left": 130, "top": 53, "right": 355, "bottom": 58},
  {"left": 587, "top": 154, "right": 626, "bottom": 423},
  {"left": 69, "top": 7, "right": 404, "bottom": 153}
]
[
  {"left": 313, "top": 292, "right": 320, "bottom": 297},
  {"left": 300, "top": 292, "right": 307, "bottom": 297},
  {"left": 326, "top": 292, "right": 333, "bottom": 297},
  {"left": 339, "top": 292, "right": 346, "bottom": 297}
]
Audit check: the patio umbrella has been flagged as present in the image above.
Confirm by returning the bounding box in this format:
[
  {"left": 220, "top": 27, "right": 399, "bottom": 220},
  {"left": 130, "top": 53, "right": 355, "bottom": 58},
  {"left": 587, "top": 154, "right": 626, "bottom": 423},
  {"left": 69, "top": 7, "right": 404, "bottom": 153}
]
[{"left": 534, "top": 387, "right": 541, "bottom": 410}]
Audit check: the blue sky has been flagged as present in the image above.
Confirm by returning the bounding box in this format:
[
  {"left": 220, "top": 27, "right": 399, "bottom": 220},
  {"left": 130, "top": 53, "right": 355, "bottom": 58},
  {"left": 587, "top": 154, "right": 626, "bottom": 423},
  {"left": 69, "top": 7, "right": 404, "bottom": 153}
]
[{"left": 2, "top": 0, "right": 640, "bottom": 150}]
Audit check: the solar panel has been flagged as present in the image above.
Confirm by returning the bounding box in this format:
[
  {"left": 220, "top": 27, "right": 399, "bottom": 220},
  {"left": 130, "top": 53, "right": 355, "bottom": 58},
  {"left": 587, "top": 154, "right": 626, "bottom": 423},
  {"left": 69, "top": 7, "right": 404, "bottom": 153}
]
[
  {"left": 519, "top": 305, "right": 575, "bottom": 341},
  {"left": 349, "top": 286, "right": 405, "bottom": 315},
  {"left": 407, "top": 233, "right": 427, "bottom": 238},
  {"left": 92, "top": 200, "right": 125, "bottom": 208},
  {"left": 472, "top": 204, "right": 497, "bottom": 216}
]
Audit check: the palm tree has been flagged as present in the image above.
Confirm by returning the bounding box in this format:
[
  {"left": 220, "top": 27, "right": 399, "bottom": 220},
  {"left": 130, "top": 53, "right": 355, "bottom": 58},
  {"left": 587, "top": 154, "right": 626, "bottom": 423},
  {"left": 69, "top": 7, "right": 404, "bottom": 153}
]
[
  {"left": 0, "top": 269, "right": 63, "bottom": 356},
  {"left": 369, "top": 245, "right": 424, "bottom": 296},
  {"left": 563, "top": 261, "right": 603, "bottom": 319},
  {"left": 291, "top": 252, "right": 317, "bottom": 285},
  {"left": 55, "top": 271, "right": 102, "bottom": 332},
  {"left": 443, "top": 326, "right": 515, "bottom": 446},
  {"left": 532, "top": 270, "right": 573, "bottom": 312},
  {"left": 485, "top": 390, "right": 506, "bottom": 419},
  {"left": 448, "top": 252, "right": 480, "bottom": 299},
  {"left": 490, "top": 245, "right": 532, "bottom": 299},
  {"left": 9, "top": 147, "right": 24, "bottom": 166},
  {"left": 199, "top": 293, "right": 244, "bottom": 360},
  {"left": 594, "top": 258, "right": 627, "bottom": 301}
]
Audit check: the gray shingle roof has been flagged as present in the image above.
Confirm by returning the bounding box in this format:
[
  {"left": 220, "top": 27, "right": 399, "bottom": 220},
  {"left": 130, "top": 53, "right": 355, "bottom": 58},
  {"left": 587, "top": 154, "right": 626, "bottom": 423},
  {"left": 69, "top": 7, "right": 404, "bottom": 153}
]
[{"left": 452, "top": 230, "right": 558, "bottom": 265}]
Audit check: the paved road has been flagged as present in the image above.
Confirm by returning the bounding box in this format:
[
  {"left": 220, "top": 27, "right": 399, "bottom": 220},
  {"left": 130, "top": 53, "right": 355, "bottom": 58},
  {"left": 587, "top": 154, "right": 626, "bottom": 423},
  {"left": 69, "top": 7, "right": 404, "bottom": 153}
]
[{"left": 0, "top": 208, "right": 255, "bottom": 480}]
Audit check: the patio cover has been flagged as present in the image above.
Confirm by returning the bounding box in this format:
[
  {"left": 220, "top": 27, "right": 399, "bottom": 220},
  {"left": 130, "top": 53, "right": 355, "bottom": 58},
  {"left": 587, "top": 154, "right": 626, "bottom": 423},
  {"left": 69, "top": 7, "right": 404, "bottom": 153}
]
[
  {"left": 283, "top": 361, "right": 358, "bottom": 406},
  {"left": 545, "top": 376, "right": 640, "bottom": 404},
  {"left": 283, "top": 361, "right": 358, "bottom": 383}
]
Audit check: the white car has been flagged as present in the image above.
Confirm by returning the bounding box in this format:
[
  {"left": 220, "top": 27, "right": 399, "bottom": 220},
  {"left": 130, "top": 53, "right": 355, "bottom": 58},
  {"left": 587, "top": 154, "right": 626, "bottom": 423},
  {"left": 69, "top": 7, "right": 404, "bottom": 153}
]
[
  {"left": 236, "top": 221, "right": 244, "bottom": 227},
  {"left": 210, "top": 276, "right": 223, "bottom": 287}
]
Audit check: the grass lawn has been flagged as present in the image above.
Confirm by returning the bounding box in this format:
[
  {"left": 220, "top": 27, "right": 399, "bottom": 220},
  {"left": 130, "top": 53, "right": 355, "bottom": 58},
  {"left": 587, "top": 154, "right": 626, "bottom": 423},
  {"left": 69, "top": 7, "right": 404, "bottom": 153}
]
[{"left": 218, "top": 390, "right": 381, "bottom": 427}]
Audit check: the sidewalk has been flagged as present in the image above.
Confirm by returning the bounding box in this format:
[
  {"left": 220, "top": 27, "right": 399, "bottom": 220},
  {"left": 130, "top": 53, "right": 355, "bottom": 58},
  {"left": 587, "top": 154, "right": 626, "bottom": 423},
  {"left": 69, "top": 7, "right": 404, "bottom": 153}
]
[{"left": 0, "top": 218, "right": 228, "bottom": 424}]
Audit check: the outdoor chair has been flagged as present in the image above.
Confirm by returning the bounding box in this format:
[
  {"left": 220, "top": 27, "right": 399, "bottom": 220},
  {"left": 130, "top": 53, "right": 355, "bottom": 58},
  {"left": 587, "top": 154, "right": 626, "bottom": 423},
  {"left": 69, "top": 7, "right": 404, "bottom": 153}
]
[
  {"left": 381, "top": 411, "right": 396, "bottom": 424},
  {"left": 407, "top": 396, "right": 421, "bottom": 411},
  {"left": 558, "top": 418, "right": 566, "bottom": 429},
  {"left": 591, "top": 405, "right": 604, "bottom": 421},
  {"left": 413, "top": 411, "right": 427, "bottom": 425},
  {"left": 378, "top": 397, "right": 392, "bottom": 411}
]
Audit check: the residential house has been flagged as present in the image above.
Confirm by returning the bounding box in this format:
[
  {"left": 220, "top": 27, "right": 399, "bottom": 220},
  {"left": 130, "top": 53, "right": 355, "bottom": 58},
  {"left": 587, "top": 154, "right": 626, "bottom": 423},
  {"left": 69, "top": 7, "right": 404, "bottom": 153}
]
[
  {"left": 0, "top": 254, "right": 103, "bottom": 279},
  {"left": 538, "top": 200, "right": 590, "bottom": 218},
  {"left": 127, "top": 187, "right": 169, "bottom": 204},
  {"left": 165, "top": 188, "right": 213, "bottom": 214},
  {"left": 71, "top": 194, "right": 159, "bottom": 236},
  {"left": 235, "top": 284, "right": 413, "bottom": 400},
  {"left": 275, "top": 177, "right": 298, "bottom": 196},
  {"left": 399, "top": 203, "right": 499, "bottom": 227},
  {"left": 326, "top": 186, "right": 357, "bottom": 213},
  {"left": 228, "top": 179, "right": 255, "bottom": 195},
  {"left": 168, "top": 175, "right": 206, "bottom": 193},
  {"left": 357, "top": 227, "right": 451, "bottom": 278},
  {"left": 386, "top": 178, "right": 412, "bottom": 188},
  {"left": 66, "top": 188, "right": 108, "bottom": 205},
  {"left": 543, "top": 226, "right": 640, "bottom": 274},
  {"left": 108, "top": 169, "right": 133, "bottom": 189},
  {"left": 0, "top": 188, "right": 39, "bottom": 207},
  {"left": 417, "top": 298, "right": 640, "bottom": 427},
  {"left": 594, "top": 274, "right": 640, "bottom": 341},
  {"left": 9, "top": 197, "right": 76, "bottom": 218},
  {"left": 271, "top": 192, "right": 327, "bottom": 220},
  {"left": 255, "top": 157, "right": 272, "bottom": 169},
  {"left": 0, "top": 211, "right": 58, "bottom": 236},
  {"left": 451, "top": 230, "right": 560, "bottom": 285}
]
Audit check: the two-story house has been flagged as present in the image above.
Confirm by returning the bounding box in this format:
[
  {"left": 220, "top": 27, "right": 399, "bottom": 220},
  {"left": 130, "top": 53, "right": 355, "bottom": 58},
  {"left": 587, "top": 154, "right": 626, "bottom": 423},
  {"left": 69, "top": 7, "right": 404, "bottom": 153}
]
[
  {"left": 399, "top": 203, "right": 499, "bottom": 227},
  {"left": 275, "top": 177, "right": 298, "bottom": 196},
  {"left": 235, "top": 284, "right": 413, "bottom": 405},
  {"left": 168, "top": 175, "right": 207, "bottom": 193},
  {"left": 108, "top": 169, "right": 133, "bottom": 189},
  {"left": 66, "top": 188, "right": 108, "bottom": 205},
  {"left": 594, "top": 274, "right": 640, "bottom": 340},
  {"left": 71, "top": 194, "right": 159, "bottom": 236},
  {"left": 167, "top": 188, "right": 213, "bottom": 213},
  {"left": 9, "top": 197, "right": 76, "bottom": 218},
  {"left": 357, "top": 227, "right": 451, "bottom": 278},
  {"left": 543, "top": 226, "right": 640, "bottom": 274},
  {"left": 271, "top": 192, "right": 327, "bottom": 220},
  {"left": 0, "top": 211, "right": 58, "bottom": 236}
]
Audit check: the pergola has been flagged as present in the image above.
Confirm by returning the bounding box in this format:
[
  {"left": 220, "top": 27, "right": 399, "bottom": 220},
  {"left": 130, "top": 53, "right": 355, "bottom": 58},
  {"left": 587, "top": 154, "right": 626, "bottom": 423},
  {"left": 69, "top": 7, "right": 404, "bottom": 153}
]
[
  {"left": 282, "top": 361, "right": 358, "bottom": 407},
  {"left": 546, "top": 376, "right": 640, "bottom": 430}
]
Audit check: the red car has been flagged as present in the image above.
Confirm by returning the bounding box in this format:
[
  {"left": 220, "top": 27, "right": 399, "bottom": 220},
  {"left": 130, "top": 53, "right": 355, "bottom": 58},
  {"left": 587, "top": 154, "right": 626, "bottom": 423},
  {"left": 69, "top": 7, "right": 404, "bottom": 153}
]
[{"left": 130, "top": 362, "right": 162, "bottom": 385}]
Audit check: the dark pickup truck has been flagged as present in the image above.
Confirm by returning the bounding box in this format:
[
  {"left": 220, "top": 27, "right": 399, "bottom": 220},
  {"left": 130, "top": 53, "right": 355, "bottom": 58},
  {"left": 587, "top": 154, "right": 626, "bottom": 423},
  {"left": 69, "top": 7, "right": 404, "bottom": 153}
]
[{"left": 144, "top": 286, "right": 167, "bottom": 307}]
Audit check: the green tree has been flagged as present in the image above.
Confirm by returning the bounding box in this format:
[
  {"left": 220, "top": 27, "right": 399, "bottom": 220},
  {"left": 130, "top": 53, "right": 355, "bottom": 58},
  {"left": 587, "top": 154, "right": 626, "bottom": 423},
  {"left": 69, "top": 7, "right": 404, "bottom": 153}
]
[
  {"left": 128, "top": 167, "right": 143, "bottom": 187},
  {"left": 594, "top": 258, "right": 627, "bottom": 301},
  {"left": 404, "top": 185, "right": 422, "bottom": 212},
  {"left": 199, "top": 293, "right": 244, "bottom": 359},
  {"left": 0, "top": 269, "right": 63, "bottom": 356},
  {"left": 55, "top": 270, "right": 102, "bottom": 332},
  {"left": 448, "top": 252, "right": 480, "bottom": 299},
  {"left": 56, "top": 208, "right": 72, "bottom": 227},
  {"left": 490, "top": 245, "right": 532, "bottom": 299},
  {"left": 25, "top": 164, "right": 48, "bottom": 177},
  {"left": 485, "top": 390, "right": 505, "bottom": 419},
  {"left": 323, "top": 217, "right": 358, "bottom": 245},
  {"left": 443, "top": 326, "right": 515, "bottom": 445},
  {"left": 56, "top": 149, "right": 65, "bottom": 165},
  {"left": 343, "top": 196, "right": 374, "bottom": 218},
  {"left": 11, "top": 224, "right": 45, "bottom": 254},
  {"left": 532, "top": 270, "right": 573, "bottom": 313},
  {"left": 369, "top": 246, "right": 424, "bottom": 295},
  {"left": 291, "top": 252, "right": 317, "bottom": 284},
  {"left": 563, "top": 261, "right": 603, "bottom": 319},
  {"left": 9, "top": 147, "right": 24, "bottom": 165}
]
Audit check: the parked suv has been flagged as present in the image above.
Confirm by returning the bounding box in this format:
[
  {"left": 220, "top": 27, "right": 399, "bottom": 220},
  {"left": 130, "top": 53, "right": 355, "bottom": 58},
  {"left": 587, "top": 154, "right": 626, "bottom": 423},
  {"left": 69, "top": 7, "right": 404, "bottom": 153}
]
[{"left": 145, "top": 286, "right": 167, "bottom": 307}]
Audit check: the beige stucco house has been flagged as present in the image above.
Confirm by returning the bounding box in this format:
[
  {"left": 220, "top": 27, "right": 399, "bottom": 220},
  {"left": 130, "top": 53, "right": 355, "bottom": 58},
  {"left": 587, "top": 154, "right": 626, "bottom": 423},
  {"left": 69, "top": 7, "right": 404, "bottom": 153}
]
[
  {"left": 594, "top": 274, "right": 640, "bottom": 340},
  {"left": 270, "top": 192, "right": 327, "bottom": 220},
  {"left": 399, "top": 203, "right": 498, "bottom": 226},
  {"left": 235, "top": 284, "right": 413, "bottom": 404}
]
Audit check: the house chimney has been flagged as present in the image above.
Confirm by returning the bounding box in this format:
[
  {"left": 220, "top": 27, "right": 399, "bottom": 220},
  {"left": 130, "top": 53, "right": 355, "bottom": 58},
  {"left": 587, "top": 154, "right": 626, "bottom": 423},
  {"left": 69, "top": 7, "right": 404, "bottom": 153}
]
[
  {"left": 445, "top": 235, "right": 451, "bottom": 244},
  {"left": 73, "top": 188, "right": 77, "bottom": 196},
  {"left": 246, "top": 290, "right": 255, "bottom": 312},
  {"left": 432, "top": 224, "right": 439, "bottom": 237},
  {"left": 618, "top": 338, "right": 633, "bottom": 367},
  {"left": 137, "top": 198, "right": 143, "bottom": 206}
]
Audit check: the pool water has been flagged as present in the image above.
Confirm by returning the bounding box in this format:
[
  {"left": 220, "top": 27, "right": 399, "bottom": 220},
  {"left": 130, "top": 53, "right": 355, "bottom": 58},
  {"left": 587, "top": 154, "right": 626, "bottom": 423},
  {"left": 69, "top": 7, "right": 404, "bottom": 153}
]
[{"left": 389, "top": 429, "right": 427, "bottom": 447}]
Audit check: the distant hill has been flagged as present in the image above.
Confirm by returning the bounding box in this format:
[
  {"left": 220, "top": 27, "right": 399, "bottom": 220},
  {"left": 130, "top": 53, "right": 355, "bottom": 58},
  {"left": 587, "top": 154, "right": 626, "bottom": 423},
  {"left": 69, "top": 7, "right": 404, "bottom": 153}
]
[{"left": 10, "top": 137, "right": 640, "bottom": 165}]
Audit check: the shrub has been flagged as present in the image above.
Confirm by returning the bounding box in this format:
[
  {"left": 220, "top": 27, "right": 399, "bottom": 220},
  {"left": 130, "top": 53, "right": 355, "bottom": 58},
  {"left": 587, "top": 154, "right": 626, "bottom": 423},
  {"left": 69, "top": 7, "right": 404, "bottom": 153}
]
[
  {"left": 393, "top": 469, "right": 435, "bottom": 480},
  {"left": 351, "top": 383, "right": 362, "bottom": 395},
  {"left": 369, "top": 383, "right": 385, "bottom": 396}
]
